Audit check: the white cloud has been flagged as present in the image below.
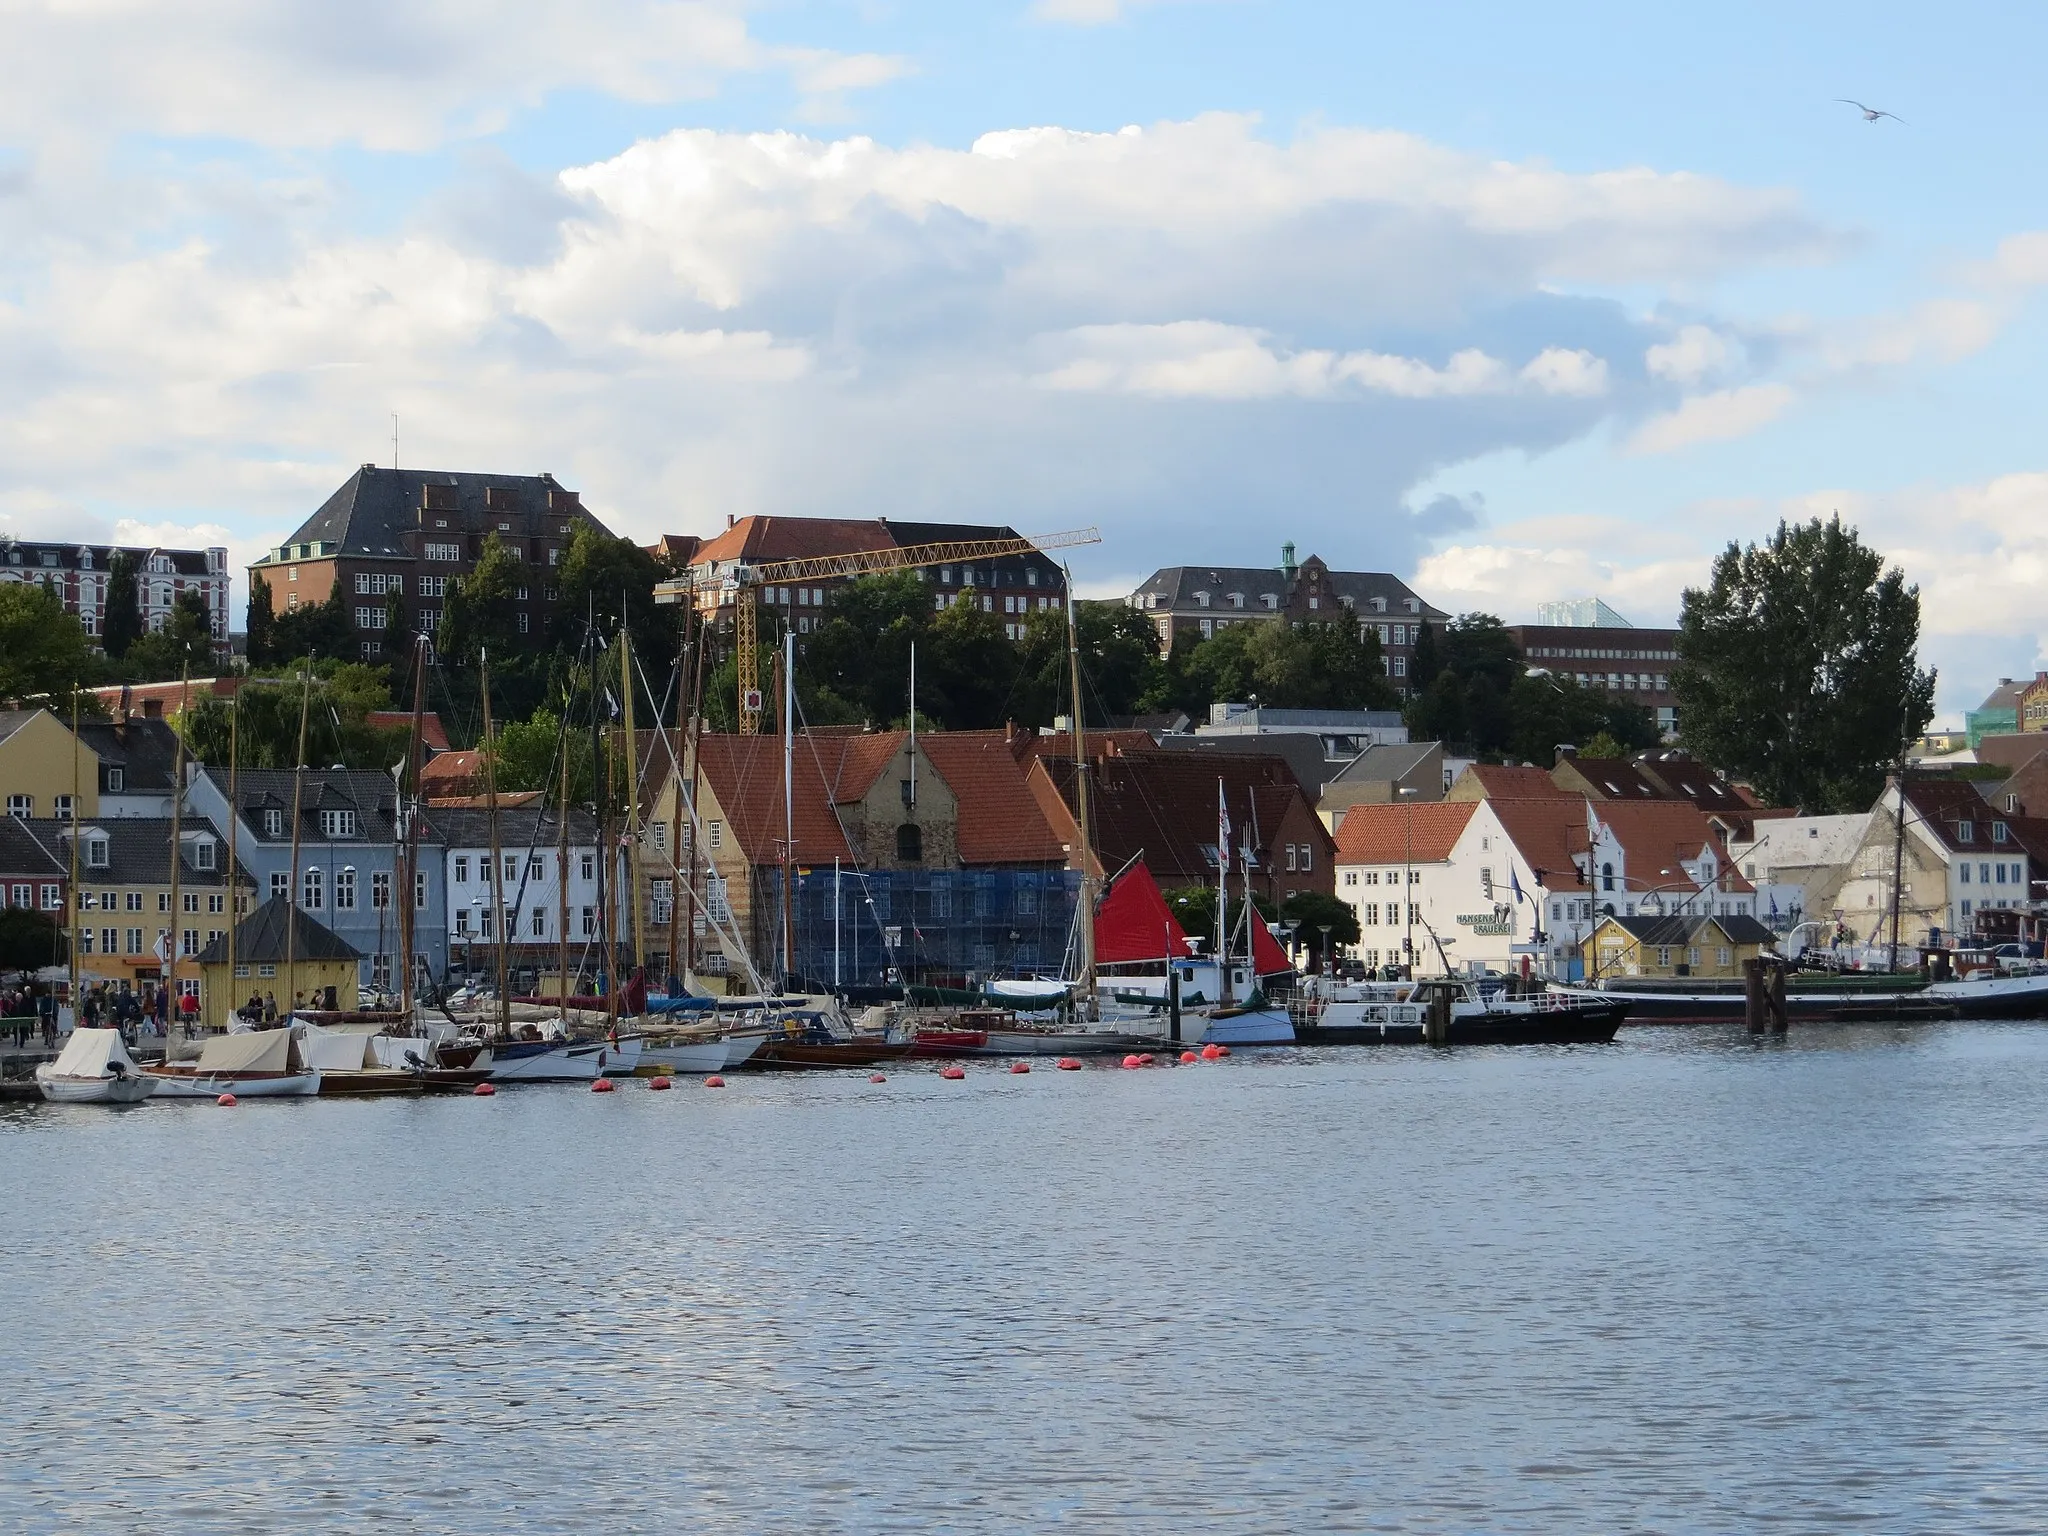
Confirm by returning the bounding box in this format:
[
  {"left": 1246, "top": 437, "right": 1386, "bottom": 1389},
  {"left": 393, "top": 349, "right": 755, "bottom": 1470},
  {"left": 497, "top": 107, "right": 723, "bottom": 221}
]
[
  {"left": 1645, "top": 323, "right": 1739, "bottom": 385},
  {"left": 0, "top": 1, "right": 906, "bottom": 153},
  {"left": 1518, "top": 347, "right": 1609, "bottom": 397},
  {"left": 1028, "top": 0, "right": 1222, "bottom": 24},
  {"left": 1627, "top": 382, "right": 1796, "bottom": 454}
]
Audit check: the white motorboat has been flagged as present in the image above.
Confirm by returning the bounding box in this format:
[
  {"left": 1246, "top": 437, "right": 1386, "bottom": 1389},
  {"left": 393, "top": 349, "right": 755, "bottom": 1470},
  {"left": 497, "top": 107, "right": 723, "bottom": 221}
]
[
  {"left": 486, "top": 1034, "right": 643, "bottom": 1083},
  {"left": 36, "top": 1028, "right": 157, "bottom": 1104},
  {"left": 633, "top": 1036, "right": 730, "bottom": 1075},
  {"left": 719, "top": 1030, "right": 768, "bottom": 1069},
  {"left": 144, "top": 1026, "right": 322, "bottom": 1099}
]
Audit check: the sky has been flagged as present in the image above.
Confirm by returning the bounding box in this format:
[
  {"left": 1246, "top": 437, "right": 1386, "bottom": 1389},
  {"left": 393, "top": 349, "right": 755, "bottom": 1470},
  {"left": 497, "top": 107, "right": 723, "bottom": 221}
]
[{"left": 3, "top": 0, "right": 2045, "bottom": 722}]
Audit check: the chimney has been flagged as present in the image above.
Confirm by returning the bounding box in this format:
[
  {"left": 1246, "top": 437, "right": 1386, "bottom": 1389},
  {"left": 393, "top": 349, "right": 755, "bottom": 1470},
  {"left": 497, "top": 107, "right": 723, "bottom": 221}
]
[
  {"left": 1555, "top": 743, "right": 1578, "bottom": 764},
  {"left": 726, "top": 514, "right": 735, "bottom": 530},
  {"left": 117, "top": 683, "right": 132, "bottom": 728}
]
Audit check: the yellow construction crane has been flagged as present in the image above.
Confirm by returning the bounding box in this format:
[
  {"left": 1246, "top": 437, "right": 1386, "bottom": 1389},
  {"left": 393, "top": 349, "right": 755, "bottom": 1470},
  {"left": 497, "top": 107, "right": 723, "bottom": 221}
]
[{"left": 654, "top": 527, "right": 1103, "bottom": 734}]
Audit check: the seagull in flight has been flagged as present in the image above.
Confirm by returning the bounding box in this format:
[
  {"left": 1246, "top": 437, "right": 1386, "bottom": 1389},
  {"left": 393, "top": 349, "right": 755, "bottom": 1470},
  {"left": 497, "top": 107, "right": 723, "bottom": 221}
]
[{"left": 1837, "top": 98, "right": 1906, "bottom": 124}]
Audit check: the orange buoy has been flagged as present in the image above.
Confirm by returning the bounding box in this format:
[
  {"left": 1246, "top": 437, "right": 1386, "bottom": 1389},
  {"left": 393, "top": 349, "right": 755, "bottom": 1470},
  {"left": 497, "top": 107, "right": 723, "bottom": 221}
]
[
  {"left": 1056, "top": 1057, "right": 1081, "bottom": 1071},
  {"left": 704, "top": 1074, "right": 726, "bottom": 1088},
  {"left": 940, "top": 1065, "right": 967, "bottom": 1080},
  {"left": 591, "top": 1077, "right": 615, "bottom": 1093},
  {"left": 1180, "top": 1050, "right": 1198, "bottom": 1063},
  {"left": 1010, "top": 1061, "right": 1031, "bottom": 1074},
  {"left": 1200, "top": 1043, "right": 1223, "bottom": 1060},
  {"left": 1215, "top": 1045, "right": 1232, "bottom": 1057},
  {"left": 868, "top": 1072, "right": 887, "bottom": 1083},
  {"left": 216, "top": 1092, "right": 237, "bottom": 1107},
  {"left": 1138, "top": 1053, "right": 1156, "bottom": 1066},
  {"left": 472, "top": 1082, "right": 496, "bottom": 1096},
  {"left": 648, "top": 1075, "right": 673, "bottom": 1091},
  {"left": 1121, "top": 1054, "right": 1142, "bottom": 1069}
]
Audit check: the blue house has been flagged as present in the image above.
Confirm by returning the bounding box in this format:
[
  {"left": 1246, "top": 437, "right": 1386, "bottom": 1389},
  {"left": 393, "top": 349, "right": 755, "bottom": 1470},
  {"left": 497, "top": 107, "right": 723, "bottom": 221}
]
[{"left": 185, "top": 765, "right": 447, "bottom": 994}]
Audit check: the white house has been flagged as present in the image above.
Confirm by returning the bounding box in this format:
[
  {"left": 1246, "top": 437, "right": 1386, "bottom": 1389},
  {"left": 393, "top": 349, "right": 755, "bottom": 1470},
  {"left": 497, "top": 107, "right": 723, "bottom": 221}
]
[{"left": 428, "top": 803, "right": 626, "bottom": 982}]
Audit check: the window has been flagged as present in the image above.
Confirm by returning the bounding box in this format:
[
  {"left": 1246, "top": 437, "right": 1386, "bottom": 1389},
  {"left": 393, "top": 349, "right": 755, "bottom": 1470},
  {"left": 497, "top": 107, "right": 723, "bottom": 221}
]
[
  {"left": 580, "top": 853, "right": 595, "bottom": 881},
  {"left": 5, "top": 883, "right": 24, "bottom": 907},
  {"left": 1993, "top": 822, "right": 2010, "bottom": 844},
  {"left": 192, "top": 838, "right": 215, "bottom": 870},
  {"left": 1957, "top": 821, "right": 1975, "bottom": 843},
  {"left": 105, "top": 767, "right": 124, "bottom": 793},
  {"left": 708, "top": 822, "right": 723, "bottom": 852},
  {"left": 413, "top": 871, "right": 425, "bottom": 911},
  {"left": 528, "top": 857, "right": 544, "bottom": 881},
  {"left": 158, "top": 891, "right": 171, "bottom": 912},
  {"left": 263, "top": 808, "right": 284, "bottom": 838},
  {"left": 419, "top": 576, "right": 447, "bottom": 598},
  {"left": 454, "top": 854, "right": 470, "bottom": 883},
  {"left": 126, "top": 927, "right": 143, "bottom": 954},
  {"left": 78, "top": 926, "right": 95, "bottom": 955},
  {"left": 1687, "top": 947, "right": 1702, "bottom": 967},
  {"left": 531, "top": 907, "right": 546, "bottom": 938},
  {"left": 897, "top": 823, "right": 924, "bottom": 862},
  {"left": 1717, "top": 947, "right": 1732, "bottom": 966},
  {"left": 517, "top": 612, "right": 530, "bottom": 634},
  {"left": 1601, "top": 862, "right": 1615, "bottom": 892},
  {"left": 40, "top": 884, "right": 59, "bottom": 911},
  {"left": 125, "top": 891, "right": 143, "bottom": 911},
  {"left": 271, "top": 871, "right": 289, "bottom": 901},
  {"left": 424, "top": 542, "right": 462, "bottom": 562},
  {"left": 1656, "top": 947, "right": 1672, "bottom": 967},
  {"left": 54, "top": 794, "right": 74, "bottom": 820},
  {"left": 355, "top": 606, "right": 386, "bottom": 630},
  {"left": 372, "top": 871, "right": 391, "bottom": 909},
  {"left": 5, "top": 795, "right": 28, "bottom": 818},
  {"left": 504, "top": 857, "right": 517, "bottom": 882},
  {"left": 182, "top": 891, "right": 198, "bottom": 913},
  {"left": 302, "top": 867, "right": 323, "bottom": 910},
  {"left": 1285, "top": 844, "right": 1297, "bottom": 872},
  {"left": 582, "top": 906, "right": 597, "bottom": 937},
  {"left": 1981, "top": 863, "right": 1992, "bottom": 885},
  {"left": 85, "top": 835, "right": 108, "bottom": 869},
  {"left": 335, "top": 868, "right": 357, "bottom": 909},
  {"left": 455, "top": 908, "right": 470, "bottom": 935},
  {"left": 208, "top": 892, "right": 224, "bottom": 913},
  {"left": 320, "top": 809, "right": 359, "bottom": 839}
]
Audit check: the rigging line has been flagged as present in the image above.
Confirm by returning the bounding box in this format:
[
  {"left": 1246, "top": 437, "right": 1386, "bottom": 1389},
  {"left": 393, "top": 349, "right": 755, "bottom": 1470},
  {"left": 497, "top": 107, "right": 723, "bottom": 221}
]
[{"left": 787, "top": 673, "right": 899, "bottom": 966}]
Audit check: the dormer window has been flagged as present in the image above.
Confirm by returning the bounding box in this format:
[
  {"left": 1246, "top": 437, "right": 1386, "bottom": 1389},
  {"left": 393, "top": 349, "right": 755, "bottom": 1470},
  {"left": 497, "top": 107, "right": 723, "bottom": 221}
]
[
  {"left": 1957, "top": 821, "right": 1975, "bottom": 844},
  {"left": 1228, "top": 593, "right": 1245, "bottom": 609},
  {"left": 104, "top": 767, "right": 123, "bottom": 793},
  {"left": 192, "top": 838, "right": 216, "bottom": 871},
  {"left": 262, "top": 808, "right": 284, "bottom": 838},
  {"left": 1195, "top": 592, "right": 1210, "bottom": 608},
  {"left": 1405, "top": 598, "right": 1420, "bottom": 613},
  {"left": 1262, "top": 594, "right": 1278, "bottom": 610},
  {"left": 85, "top": 834, "right": 109, "bottom": 869},
  {"left": 1372, "top": 596, "right": 1387, "bottom": 613},
  {"left": 1993, "top": 822, "right": 2009, "bottom": 843},
  {"left": 320, "top": 808, "right": 359, "bottom": 839}
]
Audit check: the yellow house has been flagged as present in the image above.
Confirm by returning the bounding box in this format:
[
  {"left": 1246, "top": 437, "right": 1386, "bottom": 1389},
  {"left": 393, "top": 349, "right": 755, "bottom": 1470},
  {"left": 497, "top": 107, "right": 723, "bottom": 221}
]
[
  {"left": 1590, "top": 913, "right": 1776, "bottom": 982},
  {"left": 195, "top": 894, "right": 360, "bottom": 1030},
  {"left": 0, "top": 709, "right": 101, "bottom": 821}
]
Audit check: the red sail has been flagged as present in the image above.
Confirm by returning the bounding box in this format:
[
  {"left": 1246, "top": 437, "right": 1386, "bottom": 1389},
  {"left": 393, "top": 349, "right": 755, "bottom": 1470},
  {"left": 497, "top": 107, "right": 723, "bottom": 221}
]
[
  {"left": 1094, "top": 862, "right": 1195, "bottom": 965},
  {"left": 1249, "top": 909, "right": 1294, "bottom": 977}
]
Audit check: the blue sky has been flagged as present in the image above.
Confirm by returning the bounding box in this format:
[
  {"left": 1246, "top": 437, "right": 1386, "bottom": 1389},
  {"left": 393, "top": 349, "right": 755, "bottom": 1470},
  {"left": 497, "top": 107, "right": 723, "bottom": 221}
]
[{"left": 3, "top": 0, "right": 2045, "bottom": 721}]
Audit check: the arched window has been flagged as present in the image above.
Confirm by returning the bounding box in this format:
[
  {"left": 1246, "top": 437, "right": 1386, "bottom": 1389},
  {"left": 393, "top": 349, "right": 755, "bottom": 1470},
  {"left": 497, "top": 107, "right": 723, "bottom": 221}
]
[
  {"left": 1601, "top": 862, "right": 1615, "bottom": 892},
  {"left": 896, "top": 824, "right": 923, "bottom": 863},
  {"left": 302, "top": 866, "right": 324, "bottom": 910}
]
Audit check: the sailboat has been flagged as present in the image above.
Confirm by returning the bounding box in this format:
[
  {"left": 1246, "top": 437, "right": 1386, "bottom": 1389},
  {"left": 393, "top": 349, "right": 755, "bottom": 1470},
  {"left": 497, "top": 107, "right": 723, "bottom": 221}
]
[
  {"left": 37, "top": 1028, "right": 157, "bottom": 1104},
  {"left": 143, "top": 1024, "right": 322, "bottom": 1097}
]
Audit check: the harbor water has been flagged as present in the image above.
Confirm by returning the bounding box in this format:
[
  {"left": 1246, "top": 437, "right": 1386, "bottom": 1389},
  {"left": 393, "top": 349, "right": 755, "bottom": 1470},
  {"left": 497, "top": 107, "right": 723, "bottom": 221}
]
[{"left": 6, "top": 1023, "right": 2048, "bottom": 1532}]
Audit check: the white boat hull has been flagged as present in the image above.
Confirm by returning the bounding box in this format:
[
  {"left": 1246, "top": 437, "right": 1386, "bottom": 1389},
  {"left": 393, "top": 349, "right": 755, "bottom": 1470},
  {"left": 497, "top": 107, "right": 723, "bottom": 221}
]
[
  {"left": 1186, "top": 1007, "right": 1295, "bottom": 1046},
  {"left": 720, "top": 1032, "right": 767, "bottom": 1069},
  {"left": 487, "top": 1037, "right": 643, "bottom": 1083},
  {"left": 143, "top": 1070, "right": 322, "bottom": 1099},
  {"left": 633, "top": 1039, "right": 729, "bottom": 1075},
  {"left": 35, "top": 1070, "right": 158, "bottom": 1104}
]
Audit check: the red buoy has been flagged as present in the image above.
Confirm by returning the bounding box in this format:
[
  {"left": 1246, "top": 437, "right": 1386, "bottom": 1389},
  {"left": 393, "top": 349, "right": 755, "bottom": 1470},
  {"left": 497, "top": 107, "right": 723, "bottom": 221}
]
[
  {"left": 1200, "top": 1043, "right": 1223, "bottom": 1060},
  {"left": 1138, "top": 1053, "right": 1156, "bottom": 1065},
  {"left": 868, "top": 1072, "right": 887, "bottom": 1083},
  {"left": 1180, "top": 1050, "right": 1198, "bottom": 1063},
  {"left": 591, "top": 1077, "right": 615, "bottom": 1093},
  {"left": 704, "top": 1074, "right": 726, "bottom": 1088},
  {"left": 1056, "top": 1057, "right": 1081, "bottom": 1071},
  {"left": 472, "top": 1082, "right": 496, "bottom": 1096},
  {"left": 648, "top": 1075, "right": 673, "bottom": 1091},
  {"left": 940, "top": 1065, "right": 967, "bottom": 1080},
  {"left": 1121, "top": 1054, "right": 1142, "bottom": 1069},
  {"left": 216, "top": 1092, "right": 237, "bottom": 1107},
  {"left": 1215, "top": 1045, "right": 1232, "bottom": 1058},
  {"left": 1010, "top": 1061, "right": 1031, "bottom": 1074}
]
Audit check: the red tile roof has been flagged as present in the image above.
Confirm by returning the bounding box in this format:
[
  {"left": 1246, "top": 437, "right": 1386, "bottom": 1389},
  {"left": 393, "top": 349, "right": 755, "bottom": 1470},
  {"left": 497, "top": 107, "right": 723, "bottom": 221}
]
[
  {"left": 920, "top": 731, "right": 1069, "bottom": 864},
  {"left": 1595, "top": 801, "right": 1756, "bottom": 894},
  {"left": 690, "top": 516, "right": 899, "bottom": 569},
  {"left": 694, "top": 734, "right": 856, "bottom": 866},
  {"left": 420, "top": 750, "right": 482, "bottom": 794},
  {"left": 1486, "top": 797, "right": 1595, "bottom": 892},
  {"left": 1331, "top": 801, "right": 1478, "bottom": 865},
  {"left": 366, "top": 710, "right": 451, "bottom": 751}
]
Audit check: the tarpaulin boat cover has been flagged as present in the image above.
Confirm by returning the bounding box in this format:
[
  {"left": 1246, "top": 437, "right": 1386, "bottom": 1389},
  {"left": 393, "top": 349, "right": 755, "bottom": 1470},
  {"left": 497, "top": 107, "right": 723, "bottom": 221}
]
[
  {"left": 1095, "top": 862, "right": 1195, "bottom": 965},
  {"left": 48, "top": 1028, "right": 138, "bottom": 1079},
  {"left": 300, "top": 1025, "right": 376, "bottom": 1071},
  {"left": 194, "top": 1029, "right": 297, "bottom": 1074}
]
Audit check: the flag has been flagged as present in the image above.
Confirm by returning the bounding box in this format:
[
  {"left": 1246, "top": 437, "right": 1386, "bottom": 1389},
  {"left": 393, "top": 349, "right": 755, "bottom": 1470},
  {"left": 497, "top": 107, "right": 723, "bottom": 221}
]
[
  {"left": 604, "top": 686, "right": 621, "bottom": 721},
  {"left": 1510, "top": 868, "right": 1525, "bottom": 905},
  {"left": 1217, "top": 780, "right": 1231, "bottom": 874},
  {"left": 1769, "top": 892, "right": 1780, "bottom": 921}
]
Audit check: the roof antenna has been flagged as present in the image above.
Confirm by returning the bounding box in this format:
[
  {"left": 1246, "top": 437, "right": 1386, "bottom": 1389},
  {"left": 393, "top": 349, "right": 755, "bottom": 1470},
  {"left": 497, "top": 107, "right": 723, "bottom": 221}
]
[{"left": 391, "top": 412, "right": 399, "bottom": 471}]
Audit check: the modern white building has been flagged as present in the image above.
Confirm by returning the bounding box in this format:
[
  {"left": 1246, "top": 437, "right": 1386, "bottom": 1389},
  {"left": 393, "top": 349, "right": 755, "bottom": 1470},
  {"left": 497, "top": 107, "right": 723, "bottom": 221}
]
[{"left": 429, "top": 804, "right": 626, "bottom": 982}]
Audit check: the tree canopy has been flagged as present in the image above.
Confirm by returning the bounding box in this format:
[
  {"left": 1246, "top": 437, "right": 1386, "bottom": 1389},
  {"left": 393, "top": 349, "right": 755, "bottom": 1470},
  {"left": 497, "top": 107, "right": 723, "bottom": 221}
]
[
  {"left": 1401, "top": 612, "right": 1655, "bottom": 762},
  {"left": 102, "top": 551, "right": 142, "bottom": 660},
  {"left": 1143, "top": 617, "right": 1398, "bottom": 718},
  {"left": 0, "top": 583, "right": 95, "bottom": 709},
  {"left": 1674, "top": 516, "right": 1934, "bottom": 811},
  {"left": 179, "top": 662, "right": 410, "bottom": 772}
]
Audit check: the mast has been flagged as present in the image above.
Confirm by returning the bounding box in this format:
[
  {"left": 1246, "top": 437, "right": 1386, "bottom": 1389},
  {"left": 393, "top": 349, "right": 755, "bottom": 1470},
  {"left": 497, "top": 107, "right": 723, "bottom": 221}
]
[
  {"left": 781, "top": 628, "right": 796, "bottom": 989},
  {"left": 908, "top": 640, "right": 917, "bottom": 810},
  {"left": 1889, "top": 751, "right": 1910, "bottom": 970},
  {"left": 398, "top": 636, "right": 426, "bottom": 1019},
  {"left": 165, "top": 665, "right": 189, "bottom": 1043},
  {"left": 480, "top": 647, "right": 510, "bottom": 1039},
  {"left": 592, "top": 638, "right": 617, "bottom": 1038},
  {"left": 681, "top": 605, "right": 708, "bottom": 980},
  {"left": 1215, "top": 778, "right": 1232, "bottom": 1006},
  {"left": 225, "top": 686, "right": 239, "bottom": 1028},
  {"left": 557, "top": 707, "right": 572, "bottom": 1031},
  {"left": 284, "top": 661, "right": 312, "bottom": 1017},
  {"left": 66, "top": 693, "right": 81, "bottom": 1026},
  {"left": 1063, "top": 572, "right": 1097, "bottom": 1020},
  {"left": 619, "top": 625, "right": 646, "bottom": 984},
  {"left": 667, "top": 615, "right": 689, "bottom": 985}
]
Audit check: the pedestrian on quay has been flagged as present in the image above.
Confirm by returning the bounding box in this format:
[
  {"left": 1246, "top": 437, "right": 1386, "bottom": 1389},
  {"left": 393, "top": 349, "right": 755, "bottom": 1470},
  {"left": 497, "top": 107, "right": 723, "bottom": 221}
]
[
  {"left": 38, "top": 993, "right": 56, "bottom": 1050},
  {"left": 262, "top": 990, "right": 277, "bottom": 1026}
]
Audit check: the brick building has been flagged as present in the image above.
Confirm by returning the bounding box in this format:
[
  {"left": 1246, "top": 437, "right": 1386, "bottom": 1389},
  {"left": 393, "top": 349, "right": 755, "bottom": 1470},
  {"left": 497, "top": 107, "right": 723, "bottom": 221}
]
[
  {"left": 248, "top": 466, "right": 616, "bottom": 660},
  {"left": 0, "top": 539, "right": 229, "bottom": 649},
  {"left": 1507, "top": 602, "right": 1682, "bottom": 734},
  {"left": 1126, "top": 544, "right": 1445, "bottom": 691}
]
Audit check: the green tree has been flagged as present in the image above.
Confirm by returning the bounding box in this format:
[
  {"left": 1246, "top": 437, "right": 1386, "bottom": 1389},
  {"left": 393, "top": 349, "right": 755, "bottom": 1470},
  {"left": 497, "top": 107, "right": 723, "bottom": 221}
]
[
  {"left": 1160, "top": 884, "right": 1277, "bottom": 962},
  {"left": 489, "top": 707, "right": 598, "bottom": 802},
  {"left": 1011, "top": 602, "right": 1163, "bottom": 727},
  {"left": 1675, "top": 516, "right": 1935, "bottom": 811},
  {"left": 1405, "top": 613, "right": 1522, "bottom": 755},
  {"left": 383, "top": 590, "right": 414, "bottom": 665},
  {"left": 1408, "top": 618, "right": 1442, "bottom": 693},
  {"left": 804, "top": 571, "right": 932, "bottom": 724},
  {"left": 0, "top": 905, "right": 64, "bottom": 974},
  {"left": 1506, "top": 673, "right": 1658, "bottom": 767},
  {"left": 179, "top": 662, "right": 408, "bottom": 772},
  {"left": 438, "top": 533, "right": 528, "bottom": 668},
  {"left": 0, "top": 583, "right": 94, "bottom": 708},
  {"left": 923, "top": 595, "right": 1017, "bottom": 729},
  {"left": 550, "top": 523, "right": 672, "bottom": 674},
  {"left": 268, "top": 586, "right": 352, "bottom": 664},
  {"left": 102, "top": 551, "right": 142, "bottom": 660},
  {"left": 246, "top": 571, "right": 277, "bottom": 665},
  {"left": 1280, "top": 890, "right": 1361, "bottom": 971},
  {"left": 123, "top": 589, "right": 215, "bottom": 682}
]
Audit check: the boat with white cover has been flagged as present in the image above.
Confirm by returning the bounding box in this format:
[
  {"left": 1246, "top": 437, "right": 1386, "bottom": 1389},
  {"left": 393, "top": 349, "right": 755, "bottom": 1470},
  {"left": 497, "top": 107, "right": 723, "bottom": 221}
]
[
  {"left": 143, "top": 1026, "right": 322, "bottom": 1098},
  {"left": 36, "top": 1028, "right": 157, "bottom": 1104}
]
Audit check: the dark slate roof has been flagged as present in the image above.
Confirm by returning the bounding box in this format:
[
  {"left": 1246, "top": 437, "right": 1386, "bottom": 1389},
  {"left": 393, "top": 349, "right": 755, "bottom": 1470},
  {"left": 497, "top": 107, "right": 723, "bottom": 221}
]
[
  {"left": 423, "top": 804, "right": 599, "bottom": 850},
  {"left": 1132, "top": 560, "right": 1445, "bottom": 619},
  {"left": 74, "top": 718, "right": 180, "bottom": 794},
  {"left": 1155, "top": 732, "right": 1338, "bottom": 797},
  {"left": 197, "top": 766, "right": 426, "bottom": 846},
  {"left": 196, "top": 895, "right": 360, "bottom": 965},
  {"left": 253, "top": 465, "right": 607, "bottom": 564},
  {"left": 22, "top": 818, "right": 250, "bottom": 888},
  {"left": 0, "top": 541, "right": 216, "bottom": 577},
  {"left": 0, "top": 817, "right": 65, "bottom": 878}
]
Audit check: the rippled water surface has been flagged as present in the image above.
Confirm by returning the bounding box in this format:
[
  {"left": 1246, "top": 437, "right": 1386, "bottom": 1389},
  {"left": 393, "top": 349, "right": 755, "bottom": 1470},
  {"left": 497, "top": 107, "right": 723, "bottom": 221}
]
[{"left": 6, "top": 1024, "right": 2048, "bottom": 1532}]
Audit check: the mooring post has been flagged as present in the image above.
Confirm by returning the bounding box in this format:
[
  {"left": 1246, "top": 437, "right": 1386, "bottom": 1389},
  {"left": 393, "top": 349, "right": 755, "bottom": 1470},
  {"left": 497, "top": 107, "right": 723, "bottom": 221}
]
[
  {"left": 1425, "top": 984, "right": 1452, "bottom": 1047},
  {"left": 1168, "top": 965, "right": 1181, "bottom": 1046},
  {"left": 1744, "top": 957, "right": 1766, "bottom": 1035},
  {"left": 1768, "top": 958, "right": 1789, "bottom": 1034}
]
